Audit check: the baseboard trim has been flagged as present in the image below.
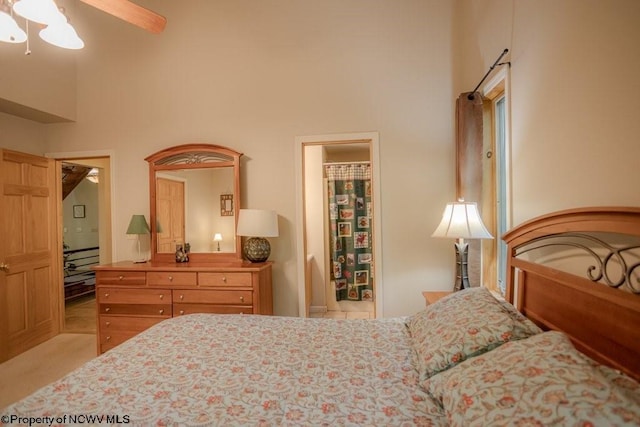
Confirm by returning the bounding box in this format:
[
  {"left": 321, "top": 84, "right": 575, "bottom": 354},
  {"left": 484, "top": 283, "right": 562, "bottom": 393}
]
[{"left": 309, "top": 306, "right": 327, "bottom": 313}]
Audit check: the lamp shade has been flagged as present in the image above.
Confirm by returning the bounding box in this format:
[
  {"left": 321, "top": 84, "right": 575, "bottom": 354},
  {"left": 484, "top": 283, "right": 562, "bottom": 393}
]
[
  {"left": 213, "top": 233, "right": 223, "bottom": 241},
  {"left": 126, "top": 215, "right": 150, "bottom": 235},
  {"left": 432, "top": 201, "right": 493, "bottom": 239},
  {"left": 0, "top": 11, "right": 27, "bottom": 43},
  {"left": 236, "top": 209, "right": 279, "bottom": 237},
  {"left": 13, "top": 0, "right": 65, "bottom": 26},
  {"left": 40, "top": 19, "right": 84, "bottom": 50}
]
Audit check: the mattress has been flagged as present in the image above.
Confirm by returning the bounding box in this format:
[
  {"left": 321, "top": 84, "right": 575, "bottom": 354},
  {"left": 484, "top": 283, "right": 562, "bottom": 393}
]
[{"left": 2, "top": 314, "right": 446, "bottom": 426}]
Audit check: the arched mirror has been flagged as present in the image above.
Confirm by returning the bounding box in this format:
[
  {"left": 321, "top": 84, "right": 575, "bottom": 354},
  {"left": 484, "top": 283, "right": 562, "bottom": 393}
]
[{"left": 146, "top": 143, "right": 242, "bottom": 262}]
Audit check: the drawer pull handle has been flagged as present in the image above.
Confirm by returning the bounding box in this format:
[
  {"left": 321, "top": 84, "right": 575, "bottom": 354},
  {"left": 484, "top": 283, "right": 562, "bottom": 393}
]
[
  {"left": 240, "top": 312, "right": 244, "bottom": 315},
  {"left": 106, "top": 336, "right": 111, "bottom": 341},
  {"left": 179, "top": 295, "right": 184, "bottom": 300},
  {"left": 105, "top": 307, "right": 111, "bottom": 312},
  {"left": 159, "top": 294, "right": 164, "bottom": 300},
  {"left": 105, "top": 321, "right": 111, "bottom": 326},
  {"left": 118, "top": 275, "right": 124, "bottom": 280},
  {"left": 222, "top": 276, "right": 227, "bottom": 282},
  {"left": 239, "top": 296, "right": 244, "bottom": 302},
  {"left": 179, "top": 310, "right": 185, "bottom": 315},
  {"left": 159, "top": 309, "right": 164, "bottom": 315},
  {"left": 104, "top": 293, "right": 109, "bottom": 298},
  {"left": 168, "top": 276, "right": 173, "bottom": 281}
]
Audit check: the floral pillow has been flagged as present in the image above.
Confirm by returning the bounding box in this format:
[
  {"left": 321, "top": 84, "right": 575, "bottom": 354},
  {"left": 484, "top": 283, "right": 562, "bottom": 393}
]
[
  {"left": 407, "top": 287, "right": 541, "bottom": 380},
  {"left": 425, "top": 331, "right": 640, "bottom": 426}
]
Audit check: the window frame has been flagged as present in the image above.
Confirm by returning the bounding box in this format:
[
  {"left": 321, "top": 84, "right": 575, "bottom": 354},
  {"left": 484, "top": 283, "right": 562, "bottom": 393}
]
[{"left": 481, "top": 68, "right": 511, "bottom": 295}]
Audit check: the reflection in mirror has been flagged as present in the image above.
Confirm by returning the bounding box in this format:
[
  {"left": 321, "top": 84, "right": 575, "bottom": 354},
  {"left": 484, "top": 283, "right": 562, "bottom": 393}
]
[
  {"left": 146, "top": 143, "right": 243, "bottom": 262},
  {"left": 156, "top": 167, "right": 236, "bottom": 254}
]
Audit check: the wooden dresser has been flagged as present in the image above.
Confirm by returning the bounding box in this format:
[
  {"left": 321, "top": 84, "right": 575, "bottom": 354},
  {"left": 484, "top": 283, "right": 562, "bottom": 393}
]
[{"left": 93, "top": 261, "right": 272, "bottom": 354}]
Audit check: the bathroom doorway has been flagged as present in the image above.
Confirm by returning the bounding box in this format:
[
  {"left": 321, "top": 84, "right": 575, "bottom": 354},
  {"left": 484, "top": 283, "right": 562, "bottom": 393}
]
[{"left": 295, "top": 132, "right": 383, "bottom": 318}]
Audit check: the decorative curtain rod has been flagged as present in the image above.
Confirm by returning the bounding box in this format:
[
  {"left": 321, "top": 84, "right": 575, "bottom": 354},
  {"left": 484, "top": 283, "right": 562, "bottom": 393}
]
[{"left": 467, "top": 48, "right": 510, "bottom": 100}]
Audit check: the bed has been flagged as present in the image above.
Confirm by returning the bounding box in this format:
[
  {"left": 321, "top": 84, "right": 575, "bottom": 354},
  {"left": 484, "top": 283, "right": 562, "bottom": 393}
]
[{"left": 2, "top": 207, "right": 640, "bottom": 426}]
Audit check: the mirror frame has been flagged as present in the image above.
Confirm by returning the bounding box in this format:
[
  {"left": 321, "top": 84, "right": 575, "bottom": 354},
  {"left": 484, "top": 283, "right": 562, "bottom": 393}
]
[{"left": 145, "top": 143, "right": 243, "bottom": 262}]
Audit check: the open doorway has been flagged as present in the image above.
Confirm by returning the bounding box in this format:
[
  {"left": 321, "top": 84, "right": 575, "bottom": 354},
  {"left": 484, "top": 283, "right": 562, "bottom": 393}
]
[
  {"left": 55, "top": 155, "right": 113, "bottom": 334},
  {"left": 295, "top": 132, "right": 383, "bottom": 319}
]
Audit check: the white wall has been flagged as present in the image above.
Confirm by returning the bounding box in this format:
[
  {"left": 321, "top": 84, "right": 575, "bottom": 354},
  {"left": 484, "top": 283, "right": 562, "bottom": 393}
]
[
  {"left": 69, "top": 157, "right": 113, "bottom": 265},
  {"left": 455, "top": 0, "right": 640, "bottom": 228},
  {"left": 36, "top": 0, "right": 455, "bottom": 317},
  {"left": 0, "top": 113, "right": 47, "bottom": 155},
  {"left": 7, "top": 1, "right": 634, "bottom": 317},
  {"left": 0, "top": 8, "right": 78, "bottom": 122},
  {"left": 181, "top": 167, "right": 236, "bottom": 253},
  {"left": 304, "top": 145, "right": 327, "bottom": 309},
  {"left": 209, "top": 168, "right": 237, "bottom": 254},
  {"left": 63, "top": 180, "right": 99, "bottom": 250}
]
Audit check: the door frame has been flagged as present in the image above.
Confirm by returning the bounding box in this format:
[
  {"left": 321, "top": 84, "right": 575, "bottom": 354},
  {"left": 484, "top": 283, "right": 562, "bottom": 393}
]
[
  {"left": 294, "top": 132, "right": 383, "bottom": 318},
  {"left": 46, "top": 149, "right": 115, "bottom": 332}
]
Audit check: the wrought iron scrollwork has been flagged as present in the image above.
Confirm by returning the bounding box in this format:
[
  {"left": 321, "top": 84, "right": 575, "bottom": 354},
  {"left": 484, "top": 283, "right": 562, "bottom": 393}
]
[{"left": 514, "top": 232, "right": 640, "bottom": 293}]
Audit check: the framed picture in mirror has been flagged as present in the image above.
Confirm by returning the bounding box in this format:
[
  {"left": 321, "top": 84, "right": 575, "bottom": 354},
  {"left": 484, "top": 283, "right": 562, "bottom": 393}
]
[
  {"left": 73, "top": 205, "right": 85, "bottom": 218},
  {"left": 221, "top": 194, "right": 233, "bottom": 216}
]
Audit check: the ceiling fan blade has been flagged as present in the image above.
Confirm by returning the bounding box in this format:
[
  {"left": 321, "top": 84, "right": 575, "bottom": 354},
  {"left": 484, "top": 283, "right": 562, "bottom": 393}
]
[{"left": 79, "top": 0, "right": 167, "bottom": 34}]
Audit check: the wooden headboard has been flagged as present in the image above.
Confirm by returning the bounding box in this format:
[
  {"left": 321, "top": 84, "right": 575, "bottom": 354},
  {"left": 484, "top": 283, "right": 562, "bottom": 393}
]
[{"left": 503, "top": 207, "right": 640, "bottom": 381}]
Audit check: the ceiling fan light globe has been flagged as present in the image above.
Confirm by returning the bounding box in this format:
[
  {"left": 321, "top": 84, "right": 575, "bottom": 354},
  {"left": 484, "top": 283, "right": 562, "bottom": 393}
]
[
  {"left": 13, "top": 0, "right": 65, "bottom": 26},
  {"left": 0, "top": 11, "right": 27, "bottom": 43},
  {"left": 40, "top": 21, "right": 84, "bottom": 50}
]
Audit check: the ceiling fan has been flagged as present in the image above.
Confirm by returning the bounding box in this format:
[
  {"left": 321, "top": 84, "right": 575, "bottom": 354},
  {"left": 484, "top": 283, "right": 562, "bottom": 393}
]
[
  {"left": 1, "top": 0, "right": 166, "bottom": 50},
  {"left": 78, "top": 0, "right": 166, "bottom": 33}
]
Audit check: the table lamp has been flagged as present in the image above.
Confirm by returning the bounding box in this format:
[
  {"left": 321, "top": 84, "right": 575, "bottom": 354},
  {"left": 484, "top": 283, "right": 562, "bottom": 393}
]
[
  {"left": 432, "top": 200, "right": 493, "bottom": 291},
  {"left": 126, "top": 214, "right": 150, "bottom": 263},
  {"left": 236, "top": 209, "right": 279, "bottom": 262},
  {"left": 213, "top": 233, "right": 222, "bottom": 251}
]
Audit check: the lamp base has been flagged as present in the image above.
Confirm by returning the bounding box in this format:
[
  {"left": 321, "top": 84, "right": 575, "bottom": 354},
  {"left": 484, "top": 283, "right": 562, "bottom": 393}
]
[
  {"left": 453, "top": 241, "right": 470, "bottom": 292},
  {"left": 133, "top": 237, "right": 147, "bottom": 264},
  {"left": 243, "top": 237, "right": 271, "bottom": 262}
]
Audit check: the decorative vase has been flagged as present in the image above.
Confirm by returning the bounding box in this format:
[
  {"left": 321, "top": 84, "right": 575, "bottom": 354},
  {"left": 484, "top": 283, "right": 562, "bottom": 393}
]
[
  {"left": 243, "top": 237, "right": 270, "bottom": 263},
  {"left": 175, "top": 244, "right": 189, "bottom": 263}
]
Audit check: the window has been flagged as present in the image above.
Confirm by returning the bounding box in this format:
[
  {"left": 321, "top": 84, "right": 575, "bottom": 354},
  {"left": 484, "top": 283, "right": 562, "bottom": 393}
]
[
  {"left": 482, "top": 71, "right": 510, "bottom": 295},
  {"left": 495, "top": 96, "right": 508, "bottom": 294}
]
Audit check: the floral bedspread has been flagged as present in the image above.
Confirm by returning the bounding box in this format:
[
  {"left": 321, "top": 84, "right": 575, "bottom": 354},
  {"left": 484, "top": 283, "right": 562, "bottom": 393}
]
[{"left": 2, "top": 314, "right": 446, "bottom": 426}]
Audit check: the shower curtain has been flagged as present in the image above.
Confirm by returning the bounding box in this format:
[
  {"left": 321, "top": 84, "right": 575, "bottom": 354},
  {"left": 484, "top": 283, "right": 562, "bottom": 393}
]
[{"left": 325, "top": 163, "right": 373, "bottom": 302}]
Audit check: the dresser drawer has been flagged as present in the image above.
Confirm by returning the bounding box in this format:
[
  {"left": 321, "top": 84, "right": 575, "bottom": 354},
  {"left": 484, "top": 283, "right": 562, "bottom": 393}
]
[
  {"left": 99, "top": 316, "right": 164, "bottom": 332},
  {"left": 174, "top": 303, "right": 253, "bottom": 316},
  {"left": 96, "top": 271, "right": 146, "bottom": 286},
  {"left": 100, "top": 304, "right": 171, "bottom": 317},
  {"left": 98, "top": 287, "right": 171, "bottom": 304},
  {"left": 98, "top": 316, "right": 166, "bottom": 353},
  {"left": 199, "top": 272, "right": 252, "bottom": 287},
  {"left": 173, "top": 289, "right": 252, "bottom": 305},
  {"left": 95, "top": 261, "right": 272, "bottom": 355},
  {"left": 99, "top": 330, "right": 140, "bottom": 350},
  {"left": 147, "top": 271, "right": 197, "bottom": 287}
]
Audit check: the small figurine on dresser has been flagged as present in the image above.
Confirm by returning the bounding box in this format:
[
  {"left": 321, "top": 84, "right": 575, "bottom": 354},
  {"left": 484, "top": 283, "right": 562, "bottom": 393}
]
[{"left": 175, "top": 243, "right": 189, "bottom": 263}]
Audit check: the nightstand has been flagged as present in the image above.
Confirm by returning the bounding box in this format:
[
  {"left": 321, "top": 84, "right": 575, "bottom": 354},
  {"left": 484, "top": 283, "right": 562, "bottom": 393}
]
[{"left": 422, "top": 291, "right": 452, "bottom": 306}]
